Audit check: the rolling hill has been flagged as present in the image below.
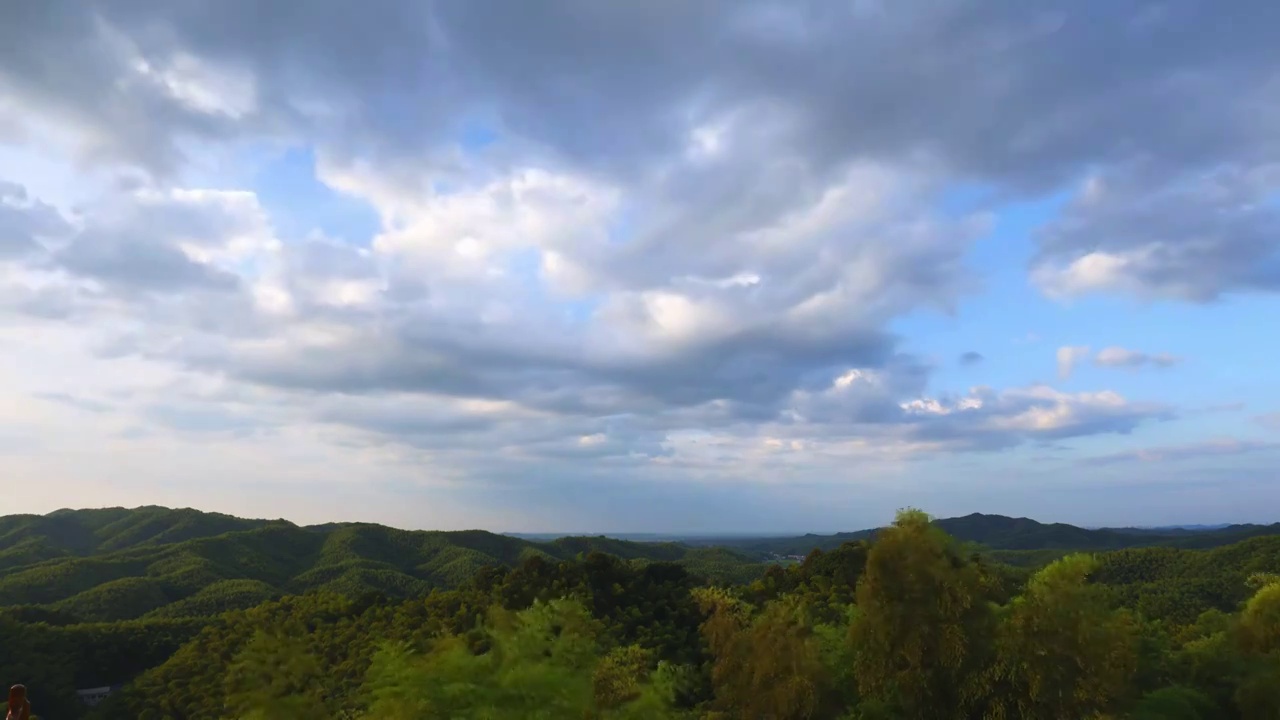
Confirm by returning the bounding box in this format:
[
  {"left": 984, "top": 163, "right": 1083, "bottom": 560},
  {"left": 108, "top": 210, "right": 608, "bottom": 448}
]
[
  {"left": 0, "top": 507, "right": 765, "bottom": 622},
  {"left": 4, "top": 506, "right": 1280, "bottom": 720},
  {"left": 5, "top": 506, "right": 1278, "bottom": 624},
  {"left": 687, "top": 512, "right": 1280, "bottom": 558},
  {"left": 0, "top": 506, "right": 273, "bottom": 572}
]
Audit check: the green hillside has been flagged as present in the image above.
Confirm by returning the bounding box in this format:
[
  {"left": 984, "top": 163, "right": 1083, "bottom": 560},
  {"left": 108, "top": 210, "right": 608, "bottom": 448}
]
[
  {"left": 0, "top": 507, "right": 766, "bottom": 623},
  {"left": 4, "top": 508, "right": 1278, "bottom": 720},
  {"left": 9, "top": 506, "right": 1277, "bottom": 625},
  {"left": 0, "top": 506, "right": 273, "bottom": 572}
]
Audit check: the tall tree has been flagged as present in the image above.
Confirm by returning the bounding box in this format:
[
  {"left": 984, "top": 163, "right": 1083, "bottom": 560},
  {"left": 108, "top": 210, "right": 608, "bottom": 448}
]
[
  {"left": 850, "top": 509, "right": 994, "bottom": 718},
  {"left": 1233, "top": 577, "right": 1280, "bottom": 720},
  {"left": 701, "top": 594, "right": 829, "bottom": 720},
  {"left": 990, "top": 553, "right": 1137, "bottom": 719},
  {"left": 223, "top": 628, "right": 330, "bottom": 720},
  {"left": 360, "top": 598, "right": 683, "bottom": 720}
]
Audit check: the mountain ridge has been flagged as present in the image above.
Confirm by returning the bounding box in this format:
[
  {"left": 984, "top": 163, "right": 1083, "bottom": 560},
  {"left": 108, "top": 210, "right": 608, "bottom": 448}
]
[
  {"left": 0, "top": 506, "right": 765, "bottom": 623},
  {"left": 679, "top": 511, "right": 1280, "bottom": 557}
]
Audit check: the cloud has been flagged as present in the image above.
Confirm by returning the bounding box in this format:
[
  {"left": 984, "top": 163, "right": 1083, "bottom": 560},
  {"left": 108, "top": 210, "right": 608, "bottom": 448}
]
[
  {"left": 959, "top": 351, "right": 984, "bottom": 366},
  {"left": 1082, "top": 438, "right": 1280, "bottom": 467},
  {"left": 6, "top": 1, "right": 1276, "bottom": 188},
  {"left": 31, "top": 391, "right": 115, "bottom": 414},
  {"left": 899, "top": 384, "right": 1172, "bottom": 451},
  {"left": 49, "top": 187, "right": 271, "bottom": 295},
  {"left": 1032, "top": 164, "right": 1280, "bottom": 301},
  {"left": 1056, "top": 345, "right": 1091, "bottom": 379},
  {"left": 1194, "top": 401, "right": 1246, "bottom": 415},
  {"left": 1093, "top": 346, "right": 1181, "bottom": 369},
  {"left": 1057, "top": 345, "right": 1180, "bottom": 378},
  {"left": 0, "top": 0, "right": 1272, "bottom": 527},
  {"left": 0, "top": 180, "right": 71, "bottom": 258},
  {"left": 1257, "top": 413, "right": 1280, "bottom": 430}
]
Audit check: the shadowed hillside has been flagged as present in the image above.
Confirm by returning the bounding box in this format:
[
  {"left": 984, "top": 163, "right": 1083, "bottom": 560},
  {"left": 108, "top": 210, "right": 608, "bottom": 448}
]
[
  {"left": 0, "top": 506, "right": 273, "bottom": 572},
  {"left": 0, "top": 507, "right": 765, "bottom": 623}
]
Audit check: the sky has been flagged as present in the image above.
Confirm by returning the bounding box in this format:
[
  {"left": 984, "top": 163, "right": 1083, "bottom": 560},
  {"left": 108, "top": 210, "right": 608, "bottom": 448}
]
[{"left": 1, "top": 1, "right": 1278, "bottom": 534}]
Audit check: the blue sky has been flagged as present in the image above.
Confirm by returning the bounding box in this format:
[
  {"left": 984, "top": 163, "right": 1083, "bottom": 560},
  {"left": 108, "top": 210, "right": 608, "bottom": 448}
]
[{"left": 0, "top": 0, "right": 1278, "bottom": 533}]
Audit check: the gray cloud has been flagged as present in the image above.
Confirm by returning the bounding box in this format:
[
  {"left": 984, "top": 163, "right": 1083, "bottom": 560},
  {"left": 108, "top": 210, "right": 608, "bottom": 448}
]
[
  {"left": 0, "top": 0, "right": 1264, "bottom": 479},
  {"left": 31, "top": 391, "right": 115, "bottom": 414},
  {"left": 311, "top": 396, "right": 499, "bottom": 439},
  {"left": 8, "top": 2, "right": 1275, "bottom": 187},
  {"left": 55, "top": 231, "right": 241, "bottom": 293},
  {"left": 141, "top": 402, "right": 265, "bottom": 436},
  {"left": 959, "top": 350, "right": 984, "bottom": 366},
  {"left": 900, "top": 385, "right": 1173, "bottom": 451},
  {"left": 1033, "top": 163, "right": 1280, "bottom": 300},
  {"left": 0, "top": 180, "right": 72, "bottom": 257},
  {"left": 48, "top": 188, "right": 266, "bottom": 294}
]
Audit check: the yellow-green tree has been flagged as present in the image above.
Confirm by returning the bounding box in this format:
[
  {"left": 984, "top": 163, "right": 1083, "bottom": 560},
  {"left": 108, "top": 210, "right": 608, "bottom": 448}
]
[
  {"left": 359, "top": 598, "right": 685, "bottom": 719},
  {"left": 223, "top": 627, "right": 331, "bottom": 720},
  {"left": 700, "top": 593, "right": 830, "bottom": 719},
  {"left": 1237, "top": 575, "right": 1280, "bottom": 657},
  {"left": 1233, "top": 577, "right": 1280, "bottom": 719},
  {"left": 990, "top": 553, "right": 1137, "bottom": 719},
  {"left": 850, "top": 509, "right": 994, "bottom": 718}
]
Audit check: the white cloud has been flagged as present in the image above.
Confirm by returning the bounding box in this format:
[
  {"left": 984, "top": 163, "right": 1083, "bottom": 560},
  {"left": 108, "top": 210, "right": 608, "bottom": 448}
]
[
  {"left": 1056, "top": 345, "right": 1091, "bottom": 379},
  {"left": 1094, "top": 346, "right": 1180, "bottom": 369}
]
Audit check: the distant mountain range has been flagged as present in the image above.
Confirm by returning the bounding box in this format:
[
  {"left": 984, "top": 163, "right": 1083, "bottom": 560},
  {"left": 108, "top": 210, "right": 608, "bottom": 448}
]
[
  {"left": 678, "top": 513, "right": 1280, "bottom": 558},
  {"left": 3, "top": 506, "right": 1278, "bottom": 624}
]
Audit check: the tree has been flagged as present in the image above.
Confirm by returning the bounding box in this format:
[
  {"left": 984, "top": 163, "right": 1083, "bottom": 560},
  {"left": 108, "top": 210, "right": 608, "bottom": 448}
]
[
  {"left": 850, "top": 509, "right": 994, "bottom": 718},
  {"left": 1236, "top": 576, "right": 1280, "bottom": 657},
  {"left": 701, "top": 595, "right": 829, "bottom": 719},
  {"left": 360, "top": 598, "right": 683, "bottom": 720},
  {"left": 1232, "top": 577, "right": 1280, "bottom": 720},
  {"left": 1128, "top": 685, "right": 1218, "bottom": 720},
  {"left": 593, "top": 645, "right": 654, "bottom": 710},
  {"left": 1234, "top": 659, "right": 1280, "bottom": 720},
  {"left": 989, "top": 554, "right": 1137, "bottom": 720},
  {"left": 223, "top": 627, "right": 330, "bottom": 719}
]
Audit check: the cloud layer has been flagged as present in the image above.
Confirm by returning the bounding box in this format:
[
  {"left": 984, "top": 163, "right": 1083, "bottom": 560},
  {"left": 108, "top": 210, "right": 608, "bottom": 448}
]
[{"left": 0, "top": 1, "right": 1277, "bottom": 528}]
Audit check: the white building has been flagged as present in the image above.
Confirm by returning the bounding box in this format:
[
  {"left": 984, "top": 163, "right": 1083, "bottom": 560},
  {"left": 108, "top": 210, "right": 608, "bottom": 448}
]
[{"left": 75, "top": 686, "right": 114, "bottom": 707}]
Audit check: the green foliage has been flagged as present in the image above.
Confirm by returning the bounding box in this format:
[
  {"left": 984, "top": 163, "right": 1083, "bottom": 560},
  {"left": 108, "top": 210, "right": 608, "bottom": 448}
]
[
  {"left": 0, "top": 507, "right": 766, "bottom": 625},
  {"left": 1094, "top": 536, "right": 1280, "bottom": 626},
  {"left": 989, "top": 554, "right": 1138, "bottom": 719},
  {"left": 850, "top": 509, "right": 994, "bottom": 718},
  {"left": 1237, "top": 579, "right": 1280, "bottom": 656},
  {"left": 1129, "top": 685, "right": 1219, "bottom": 720},
  {"left": 358, "top": 598, "right": 686, "bottom": 719},
  {"left": 700, "top": 593, "right": 832, "bottom": 719},
  {"left": 3, "top": 506, "right": 1280, "bottom": 719},
  {"left": 223, "top": 629, "right": 331, "bottom": 719}
]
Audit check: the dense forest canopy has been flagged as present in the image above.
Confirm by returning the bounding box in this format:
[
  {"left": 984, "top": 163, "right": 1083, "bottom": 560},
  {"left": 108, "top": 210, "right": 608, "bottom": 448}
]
[{"left": 2, "top": 506, "right": 1279, "bottom": 719}]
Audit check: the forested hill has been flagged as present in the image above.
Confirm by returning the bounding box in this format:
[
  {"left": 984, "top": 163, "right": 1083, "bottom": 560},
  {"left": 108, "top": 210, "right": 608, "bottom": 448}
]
[
  {"left": 4, "top": 506, "right": 1275, "bottom": 626},
  {"left": 3, "top": 506, "right": 1280, "bottom": 718},
  {"left": 692, "top": 512, "right": 1280, "bottom": 557},
  {"left": 0, "top": 506, "right": 763, "bottom": 623}
]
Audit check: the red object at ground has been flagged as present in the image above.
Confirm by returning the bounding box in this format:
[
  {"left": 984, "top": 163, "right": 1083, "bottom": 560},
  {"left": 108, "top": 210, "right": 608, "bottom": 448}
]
[{"left": 6, "top": 685, "right": 30, "bottom": 720}]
